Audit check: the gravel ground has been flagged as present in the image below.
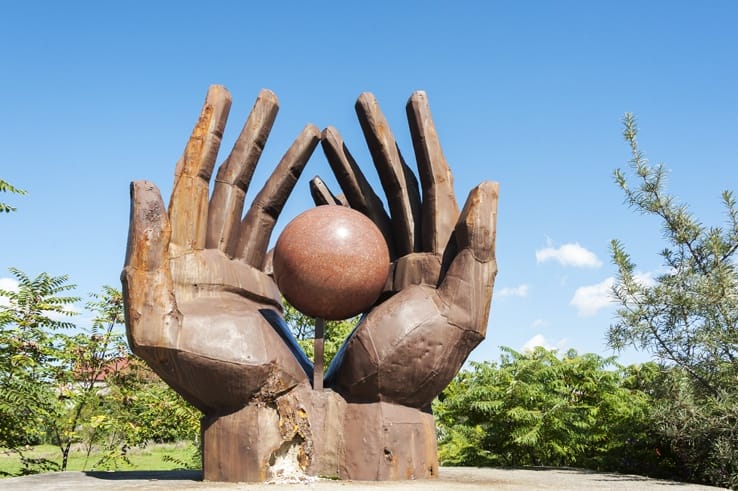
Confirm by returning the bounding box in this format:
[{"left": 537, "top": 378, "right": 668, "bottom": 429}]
[{"left": 0, "top": 467, "right": 727, "bottom": 490}]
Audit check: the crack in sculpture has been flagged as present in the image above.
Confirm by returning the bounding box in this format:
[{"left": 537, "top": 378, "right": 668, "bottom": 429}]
[{"left": 121, "top": 85, "right": 499, "bottom": 482}]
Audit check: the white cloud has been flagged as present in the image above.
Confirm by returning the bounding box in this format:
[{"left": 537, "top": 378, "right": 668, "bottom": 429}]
[
  {"left": 570, "top": 277, "right": 615, "bottom": 317},
  {"left": 634, "top": 271, "right": 656, "bottom": 287},
  {"left": 498, "top": 284, "right": 529, "bottom": 297},
  {"left": 536, "top": 243, "right": 602, "bottom": 268},
  {"left": 0, "top": 278, "right": 19, "bottom": 307},
  {"left": 522, "top": 334, "right": 550, "bottom": 351},
  {"left": 0, "top": 277, "right": 19, "bottom": 292},
  {"left": 522, "top": 334, "right": 568, "bottom": 352}
]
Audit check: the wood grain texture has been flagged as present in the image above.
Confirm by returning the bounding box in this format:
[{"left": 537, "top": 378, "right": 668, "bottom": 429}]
[{"left": 438, "top": 181, "right": 499, "bottom": 337}]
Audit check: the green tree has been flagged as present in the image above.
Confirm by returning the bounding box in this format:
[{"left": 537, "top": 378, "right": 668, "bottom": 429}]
[
  {"left": 87, "top": 355, "right": 200, "bottom": 470},
  {"left": 434, "top": 347, "right": 666, "bottom": 476},
  {"left": 0, "top": 273, "right": 199, "bottom": 474},
  {"left": 609, "top": 113, "right": 738, "bottom": 488},
  {"left": 0, "top": 268, "right": 79, "bottom": 454},
  {"left": 0, "top": 179, "right": 27, "bottom": 213},
  {"left": 47, "top": 286, "right": 132, "bottom": 471},
  {"left": 610, "top": 113, "right": 738, "bottom": 395}
]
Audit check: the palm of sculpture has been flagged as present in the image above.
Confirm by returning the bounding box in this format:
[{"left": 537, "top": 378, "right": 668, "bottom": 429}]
[{"left": 122, "top": 85, "right": 498, "bottom": 482}]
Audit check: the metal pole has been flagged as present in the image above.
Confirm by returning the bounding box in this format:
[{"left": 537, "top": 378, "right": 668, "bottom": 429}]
[{"left": 314, "top": 317, "right": 324, "bottom": 390}]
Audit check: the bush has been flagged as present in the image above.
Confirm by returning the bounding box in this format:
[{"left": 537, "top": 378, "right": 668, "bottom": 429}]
[{"left": 434, "top": 347, "right": 675, "bottom": 477}]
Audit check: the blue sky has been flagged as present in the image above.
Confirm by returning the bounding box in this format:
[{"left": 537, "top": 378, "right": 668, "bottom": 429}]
[{"left": 1, "top": 1, "right": 736, "bottom": 366}]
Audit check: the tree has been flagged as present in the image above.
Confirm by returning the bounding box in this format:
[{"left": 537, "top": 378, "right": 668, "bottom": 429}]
[
  {"left": 0, "top": 272, "right": 199, "bottom": 474},
  {"left": 609, "top": 113, "right": 738, "bottom": 488},
  {"left": 434, "top": 347, "right": 667, "bottom": 476},
  {"left": 88, "top": 355, "right": 200, "bottom": 470},
  {"left": 47, "top": 286, "right": 132, "bottom": 471},
  {"left": 0, "top": 179, "right": 27, "bottom": 213},
  {"left": 610, "top": 113, "right": 738, "bottom": 395},
  {"left": 0, "top": 268, "right": 79, "bottom": 453}
]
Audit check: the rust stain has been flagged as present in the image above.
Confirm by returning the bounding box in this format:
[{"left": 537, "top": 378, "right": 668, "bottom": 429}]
[{"left": 182, "top": 104, "right": 213, "bottom": 174}]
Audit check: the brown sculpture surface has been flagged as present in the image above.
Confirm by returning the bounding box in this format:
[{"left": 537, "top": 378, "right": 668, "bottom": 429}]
[{"left": 122, "top": 85, "right": 498, "bottom": 482}]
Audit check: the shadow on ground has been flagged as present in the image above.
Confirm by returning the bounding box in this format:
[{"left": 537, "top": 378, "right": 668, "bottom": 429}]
[{"left": 85, "top": 470, "right": 202, "bottom": 481}]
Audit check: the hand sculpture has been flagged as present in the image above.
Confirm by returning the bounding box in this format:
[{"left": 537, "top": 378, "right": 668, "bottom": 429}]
[
  {"left": 122, "top": 86, "right": 498, "bottom": 483},
  {"left": 122, "top": 86, "right": 320, "bottom": 480},
  {"left": 316, "top": 92, "right": 499, "bottom": 410}
]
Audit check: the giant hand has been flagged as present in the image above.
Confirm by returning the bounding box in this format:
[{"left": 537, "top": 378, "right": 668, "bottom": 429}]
[
  {"left": 121, "top": 85, "right": 319, "bottom": 413},
  {"left": 316, "top": 92, "right": 499, "bottom": 410},
  {"left": 122, "top": 87, "right": 498, "bottom": 483}
]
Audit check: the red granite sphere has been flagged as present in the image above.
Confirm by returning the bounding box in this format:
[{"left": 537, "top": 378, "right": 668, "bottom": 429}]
[{"left": 273, "top": 206, "right": 390, "bottom": 320}]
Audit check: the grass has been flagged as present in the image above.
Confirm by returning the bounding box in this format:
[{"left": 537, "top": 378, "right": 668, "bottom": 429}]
[{"left": 0, "top": 441, "right": 198, "bottom": 477}]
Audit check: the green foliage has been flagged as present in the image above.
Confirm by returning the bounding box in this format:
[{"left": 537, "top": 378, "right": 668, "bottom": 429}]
[
  {"left": 82, "top": 356, "right": 200, "bottom": 471},
  {"left": 0, "top": 179, "right": 27, "bottom": 213},
  {"left": 0, "top": 271, "right": 199, "bottom": 476},
  {"left": 283, "top": 300, "right": 357, "bottom": 368},
  {"left": 434, "top": 347, "right": 671, "bottom": 476},
  {"left": 0, "top": 268, "right": 81, "bottom": 451},
  {"left": 609, "top": 114, "right": 738, "bottom": 488},
  {"left": 611, "top": 114, "right": 738, "bottom": 395}
]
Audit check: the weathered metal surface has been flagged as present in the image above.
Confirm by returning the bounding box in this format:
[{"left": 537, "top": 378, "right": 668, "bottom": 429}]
[
  {"left": 207, "top": 89, "right": 278, "bottom": 257},
  {"left": 320, "top": 127, "right": 395, "bottom": 258},
  {"left": 236, "top": 124, "right": 320, "bottom": 269},
  {"left": 309, "top": 175, "right": 347, "bottom": 207},
  {"left": 406, "top": 91, "right": 459, "bottom": 254},
  {"left": 321, "top": 92, "right": 498, "bottom": 410},
  {"left": 314, "top": 318, "right": 324, "bottom": 391},
  {"left": 340, "top": 402, "right": 438, "bottom": 480},
  {"left": 122, "top": 86, "right": 498, "bottom": 483},
  {"left": 355, "top": 93, "right": 422, "bottom": 257}
]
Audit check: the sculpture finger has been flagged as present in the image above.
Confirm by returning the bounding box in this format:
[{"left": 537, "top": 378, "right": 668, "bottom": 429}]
[
  {"left": 122, "top": 181, "right": 181, "bottom": 351},
  {"left": 309, "top": 176, "right": 347, "bottom": 206},
  {"left": 406, "top": 91, "right": 459, "bottom": 254},
  {"left": 237, "top": 124, "right": 321, "bottom": 269},
  {"left": 321, "top": 127, "right": 395, "bottom": 257},
  {"left": 169, "top": 85, "right": 232, "bottom": 256},
  {"left": 437, "top": 181, "right": 499, "bottom": 338},
  {"left": 207, "top": 89, "right": 279, "bottom": 256},
  {"left": 355, "top": 93, "right": 422, "bottom": 256}
]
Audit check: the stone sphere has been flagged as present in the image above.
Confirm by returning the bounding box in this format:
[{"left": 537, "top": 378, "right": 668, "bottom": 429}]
[{"left": 273, "top": 206, "right": 390, "bottom": 320}]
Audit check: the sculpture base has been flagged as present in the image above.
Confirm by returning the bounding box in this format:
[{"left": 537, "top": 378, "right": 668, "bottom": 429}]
[
  {"left": 201, "top": 385, "right": 438, "bottom": 482},
  {"left": 340, "top": 399, "right": 438, "bottom": 480}
]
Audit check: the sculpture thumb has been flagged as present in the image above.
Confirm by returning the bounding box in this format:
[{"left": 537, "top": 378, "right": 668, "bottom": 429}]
[
  {"left": 437, "top": 181, "right": 499, "bottom": 338},
  {"left": 121, "top": 180, "right": 181, "bottom": 351}
]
